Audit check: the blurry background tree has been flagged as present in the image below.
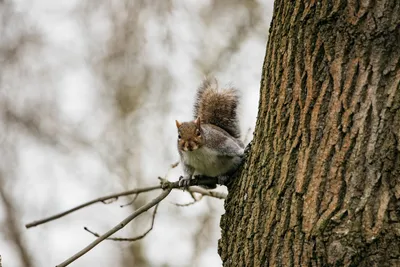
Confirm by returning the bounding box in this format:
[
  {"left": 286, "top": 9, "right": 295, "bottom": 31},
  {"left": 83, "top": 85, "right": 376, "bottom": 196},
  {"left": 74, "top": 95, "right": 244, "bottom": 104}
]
[
  {"left": 220, "top": 0, "right": 400, "bottom": 266},
  {"left": 0, "top": 0, "right": 270, "bottom": 267}
]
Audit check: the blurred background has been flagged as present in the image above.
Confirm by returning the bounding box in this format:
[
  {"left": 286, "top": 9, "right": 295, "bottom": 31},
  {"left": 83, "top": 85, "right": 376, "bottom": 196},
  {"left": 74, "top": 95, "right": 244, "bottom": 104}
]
[{"left": 0, "top": 0, "right": 272, "bottom": 266}]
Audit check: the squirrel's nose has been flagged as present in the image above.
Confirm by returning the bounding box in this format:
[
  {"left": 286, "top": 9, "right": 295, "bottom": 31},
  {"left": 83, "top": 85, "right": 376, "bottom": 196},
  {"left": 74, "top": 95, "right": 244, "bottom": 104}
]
[{"left": 184, "top": 143, "right": 192, "bottom": 151}]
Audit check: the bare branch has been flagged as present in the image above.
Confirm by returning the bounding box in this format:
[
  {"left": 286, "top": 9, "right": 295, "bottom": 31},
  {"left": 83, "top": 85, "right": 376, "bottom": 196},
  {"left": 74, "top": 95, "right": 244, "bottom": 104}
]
[
  {"left": 25, "top": 176, "right": 225, "bottom": 229},
  {"left": 56, "top": 189, "right": 172, "bottom": 267},
  {"left": 24, "top": 176, "right": 226, "bottom": 266},
  {"left": 25, "top": 185, "right": 161, "bottom": 228},
  {"left": 84, "top": 203, "right": 159, "bottom": 241}
]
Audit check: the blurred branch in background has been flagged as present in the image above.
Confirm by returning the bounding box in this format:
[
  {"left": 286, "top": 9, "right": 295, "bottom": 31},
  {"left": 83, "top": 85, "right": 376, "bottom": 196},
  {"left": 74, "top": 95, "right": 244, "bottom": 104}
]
[
  {"left": 196, "top": 0, "right": 266, "bottom": 73},
  {"left": 0, "top": 1, "right": 45, "bottom": 266},
  {"left": 77, "top": 1, "right": 171, "bottom": 265},
  {"left": 0, "top": 0, "right": 270, "bottom": 266},
  {"left": 191, "top": 198, "right": 216, "bottom": 264},
  {"left": 0, "top": 174, "right": 33, "bottom": 267}
]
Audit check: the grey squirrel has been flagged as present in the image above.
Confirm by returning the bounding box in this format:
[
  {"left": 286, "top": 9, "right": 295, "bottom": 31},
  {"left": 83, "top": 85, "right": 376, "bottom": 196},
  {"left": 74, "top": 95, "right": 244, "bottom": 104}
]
[{"left": 175, "top": 77, "right": 244, "bottom": 188}]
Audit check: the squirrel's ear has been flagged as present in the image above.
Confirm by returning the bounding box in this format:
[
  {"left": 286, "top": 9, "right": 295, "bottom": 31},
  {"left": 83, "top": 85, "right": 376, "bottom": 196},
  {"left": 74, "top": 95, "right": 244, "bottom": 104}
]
[
  {"left": 175, "top": 120, "right": 181, "bottom": 128},
  {"left": 194, "top": 116, "right": 201, "bottom": 127}
]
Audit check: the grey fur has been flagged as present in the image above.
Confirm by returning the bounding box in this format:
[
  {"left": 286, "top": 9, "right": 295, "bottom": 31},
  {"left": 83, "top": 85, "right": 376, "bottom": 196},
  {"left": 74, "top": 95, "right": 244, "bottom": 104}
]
[{"left": 179, "top": 124, "right": 244, "bottom": 185}]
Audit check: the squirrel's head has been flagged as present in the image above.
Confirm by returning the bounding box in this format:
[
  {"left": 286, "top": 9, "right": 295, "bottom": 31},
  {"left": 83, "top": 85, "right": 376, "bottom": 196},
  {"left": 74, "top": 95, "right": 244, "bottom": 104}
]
[{"left": 175, "top": 117, "right": 204, "bottom": 152}]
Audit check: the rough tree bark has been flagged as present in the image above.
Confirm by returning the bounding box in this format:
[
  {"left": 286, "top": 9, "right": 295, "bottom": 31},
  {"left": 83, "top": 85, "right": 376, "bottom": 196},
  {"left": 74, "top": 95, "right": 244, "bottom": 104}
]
[{"left": 219, "top": 1, "right": 400, "bottom": 266}]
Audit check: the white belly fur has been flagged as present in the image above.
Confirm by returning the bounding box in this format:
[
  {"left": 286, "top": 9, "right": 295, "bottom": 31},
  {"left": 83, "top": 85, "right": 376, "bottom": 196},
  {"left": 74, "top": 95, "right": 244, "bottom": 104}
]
[{"left": 182, "top": 146, "right": 240, "bottom": 177}]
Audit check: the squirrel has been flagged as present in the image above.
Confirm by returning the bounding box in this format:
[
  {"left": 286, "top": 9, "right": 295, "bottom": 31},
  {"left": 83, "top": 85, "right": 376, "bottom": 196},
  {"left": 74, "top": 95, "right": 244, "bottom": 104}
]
[{"left": 175, "top": 77, "right": 244, "bottom": 188}]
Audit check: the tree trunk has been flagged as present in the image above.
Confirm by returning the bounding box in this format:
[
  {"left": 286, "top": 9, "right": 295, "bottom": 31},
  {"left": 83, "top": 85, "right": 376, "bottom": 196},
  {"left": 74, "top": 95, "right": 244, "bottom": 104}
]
[{"left": 219, "top": 1, "right": 400, "bottom": 266}]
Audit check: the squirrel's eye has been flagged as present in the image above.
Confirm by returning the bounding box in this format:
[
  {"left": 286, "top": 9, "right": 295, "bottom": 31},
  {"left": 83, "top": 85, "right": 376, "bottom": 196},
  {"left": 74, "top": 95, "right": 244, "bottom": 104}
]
[
  {"left": 196, "top": 130, "right": 201, "bottom": 136},
  {"left": 178, "top": 135, "right": 181, "bottom": 139}
]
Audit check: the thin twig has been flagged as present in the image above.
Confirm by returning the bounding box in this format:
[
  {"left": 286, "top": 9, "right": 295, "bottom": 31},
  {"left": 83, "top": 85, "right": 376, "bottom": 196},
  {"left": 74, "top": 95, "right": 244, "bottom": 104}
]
[
  {"left": 25, "top": 186, "right": 161, "bottom": 228},
  {"left": 171, "top": 190, "right": 202, "bottom": 207},
  {"left": 84, "top": 203, "right": 159, "bottom": 241},
  {"left": 171, "top": 199, "right": 201, "bottom": 207},
  {"left": 56, "top": 189, "right": 172, "bottom": 267},
  {"left": 0, "top": 173, "right": 33, "bottom": 267},
  {"left": 119, "top": 194, "right": 139, "bottom": 208}
]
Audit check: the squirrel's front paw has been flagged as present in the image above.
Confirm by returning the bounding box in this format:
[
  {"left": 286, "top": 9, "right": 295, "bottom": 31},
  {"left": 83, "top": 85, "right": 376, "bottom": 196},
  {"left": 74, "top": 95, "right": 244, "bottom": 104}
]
[{"left": 178, "top": 176, "right": 192, "bottom": 188}]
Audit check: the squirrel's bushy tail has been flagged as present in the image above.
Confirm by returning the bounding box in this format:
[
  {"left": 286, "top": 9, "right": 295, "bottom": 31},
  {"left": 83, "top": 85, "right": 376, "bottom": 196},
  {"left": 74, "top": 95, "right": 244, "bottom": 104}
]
[{"left": 194, "top": 77, "right": 241, "bottom": 139}]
